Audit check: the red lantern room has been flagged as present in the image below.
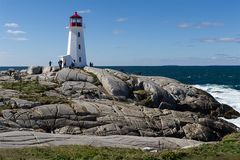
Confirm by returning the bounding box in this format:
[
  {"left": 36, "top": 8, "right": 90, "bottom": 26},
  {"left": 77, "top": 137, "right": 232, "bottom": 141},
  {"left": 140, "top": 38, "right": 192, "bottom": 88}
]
[{"left": 70, "top": 12, "right": 82, "bottom": 27}]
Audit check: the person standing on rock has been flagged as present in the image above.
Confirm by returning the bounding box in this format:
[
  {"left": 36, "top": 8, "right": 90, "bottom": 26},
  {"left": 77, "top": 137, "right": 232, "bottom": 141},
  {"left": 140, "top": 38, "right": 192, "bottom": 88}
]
[
  {"left": 49, "top": 61, "right": 52, "bottom": 67},
  {"left": 58, "top": 60, "right": 63, "bottom": 70},
  {"left": 71, "top": 59, "right": 75, "bottom": 68}
]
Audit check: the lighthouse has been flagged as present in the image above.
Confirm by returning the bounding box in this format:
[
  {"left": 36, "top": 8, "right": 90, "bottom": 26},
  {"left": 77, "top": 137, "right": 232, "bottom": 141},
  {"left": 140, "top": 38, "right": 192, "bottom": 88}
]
[{"left": 61, "top": 12, "right": 87, "bottom": 68}]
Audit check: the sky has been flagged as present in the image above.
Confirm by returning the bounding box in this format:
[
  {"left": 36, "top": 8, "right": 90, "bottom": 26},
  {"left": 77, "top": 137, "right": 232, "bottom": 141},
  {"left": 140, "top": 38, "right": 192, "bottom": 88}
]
[{"left": 0, "top": 0, "right": 240, "bottom": 66}]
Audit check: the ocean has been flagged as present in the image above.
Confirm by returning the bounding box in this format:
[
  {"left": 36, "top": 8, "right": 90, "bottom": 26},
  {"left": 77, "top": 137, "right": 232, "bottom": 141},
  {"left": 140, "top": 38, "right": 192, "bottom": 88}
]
[{"left": 1, "top": 66, "right": 240, "bottom": 126}]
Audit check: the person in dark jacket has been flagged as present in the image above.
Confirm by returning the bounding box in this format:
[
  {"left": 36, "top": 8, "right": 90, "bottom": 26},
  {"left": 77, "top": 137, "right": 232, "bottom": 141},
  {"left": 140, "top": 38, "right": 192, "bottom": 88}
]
[{"left": 58, "top": 60, "right": 63, "bottom": 70}]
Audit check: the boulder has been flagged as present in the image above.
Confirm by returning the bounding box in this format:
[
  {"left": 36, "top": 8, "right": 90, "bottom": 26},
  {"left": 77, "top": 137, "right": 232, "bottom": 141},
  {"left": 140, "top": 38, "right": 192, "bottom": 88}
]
[
  {"left": 55, "top": 68, "right": 94, "bottom": 83},
  {"left": 38, "top": 81, "right": 58, "bottom": 88},
  {"left": 0, "top": 89, "right": 20, "bottom": 99},
  {"left": 136, "top": 75, "right": 239, "bottom": 118},
  {"left": 27, "top": 66, "right": 43, "bottom": 75},
  {"left": 55, "top": 126, "right": 81, "bottom": 134},
  {"left": 183, "top": 123, "right": 218, "bottom": 141},
  {"left": 42, "top": 66, "right": 52, "bottom": 74},
  {"left": 137, "top": 77, "right": 176, "bottom": 107},
  {"left": 105, "top": 68, "right": 130, "bottom": 81},
  {"left": 8, "top": 98, "right": 40, "bottom": 109},
  {"left": 42, "top": 66, "right": 59, "bottom": 74},
  {"left": 0, "top": 75, "right": 14, "bottom": 81},
  {"left": 20, "top": 69, "right": 27, "bottom": 74},
  {"left": 84, "top": 67, "right": 129, "bottom": 98},
  {"left": 58, "top": 81, "right": 100, "bottom": 98}
]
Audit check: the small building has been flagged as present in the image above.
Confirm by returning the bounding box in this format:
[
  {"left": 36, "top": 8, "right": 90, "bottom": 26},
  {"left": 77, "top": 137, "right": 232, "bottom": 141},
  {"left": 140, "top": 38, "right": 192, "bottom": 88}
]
[{"left": 60, "top": 12, "right": 87, "bottom": 68}]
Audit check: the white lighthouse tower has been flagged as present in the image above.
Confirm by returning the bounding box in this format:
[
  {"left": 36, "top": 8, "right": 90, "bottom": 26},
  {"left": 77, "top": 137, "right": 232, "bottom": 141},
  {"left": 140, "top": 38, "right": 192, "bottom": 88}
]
[{"left": 61, "top": 12, "right": 87, "bottom": 67}]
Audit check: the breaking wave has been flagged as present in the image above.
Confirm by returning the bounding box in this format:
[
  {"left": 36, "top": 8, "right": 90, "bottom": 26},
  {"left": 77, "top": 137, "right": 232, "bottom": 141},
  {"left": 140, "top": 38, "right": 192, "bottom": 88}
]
[{"left": 193, "top": 84, "right": 240, "bottom": 128}]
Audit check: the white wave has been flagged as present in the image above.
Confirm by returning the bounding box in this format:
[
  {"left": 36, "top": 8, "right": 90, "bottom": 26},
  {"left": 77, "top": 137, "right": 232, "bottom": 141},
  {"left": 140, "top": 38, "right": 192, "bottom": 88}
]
[
  {"left": 193, "top": 84, "right": 240, "bottom": 127},
  {"left": 221, "top": 117, "right": 240, "bottom": 128}
]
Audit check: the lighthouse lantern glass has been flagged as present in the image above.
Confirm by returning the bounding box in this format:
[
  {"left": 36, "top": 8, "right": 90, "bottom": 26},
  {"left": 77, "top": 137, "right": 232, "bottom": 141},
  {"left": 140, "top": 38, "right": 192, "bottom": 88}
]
[{"left": 70, "top": 18, "right": 82, "bottom": 27}]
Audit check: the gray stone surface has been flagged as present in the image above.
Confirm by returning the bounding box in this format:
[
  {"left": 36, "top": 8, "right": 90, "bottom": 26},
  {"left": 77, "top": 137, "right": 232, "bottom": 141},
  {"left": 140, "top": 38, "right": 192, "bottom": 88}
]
[
  {"left": 55, "top": 68, "right": 94, "bottom": 83},
  {"left": 0, "top": 131, "right": 205, "bottom": 150},
  {"left": 0, "top": 75, "right": 14, "bottom": 81},
  {"left": 9, "top": 98, "right": 40, "bottom": 109},
  {"left": 1, "top": 99, "right": 236, "bottom": 141},
  {"left": 0, "top": 89, "right": 20, "bottom": 99},
  {"left": 136, "top": 75, "right": 238, "bottom": 118},
  {"left": 105, "top": 68, "right": 130, "bottom": 81},
  {"left": 55, "top": 126, "right": 81, "bottom": 134},
  {"left": 27, "top": 66, "right": 43, "bottom": 75},
  {"left": 42, "top": 66, "right": 52, "bottom": 74},
  {"left": 0, "top": 67, "right": 239, "bottom": 143},
  {"left": 38, "top": 81, "right": 58, "bottom": 88},
  {"left": 58, "top": 81, "right": 100, "bottom": 98},
  {"left": 137, "top": 77, "right": 176, "bottom": 107},
  {"left": 84, "top": 67, "right": 129, "bottom": 98}
]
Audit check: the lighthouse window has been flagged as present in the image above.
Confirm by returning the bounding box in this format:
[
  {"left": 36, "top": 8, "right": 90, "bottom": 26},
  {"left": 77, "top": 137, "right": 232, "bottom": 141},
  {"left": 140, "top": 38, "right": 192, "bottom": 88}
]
[
  {"left": 79, "top": 57, "right": 82, "bottom": 62},
  {"left": 78, "top": 44, "right": 81, "bottom": 50},
  {"left": 78, "top": 32, "right": 80, "bottom": 37}
]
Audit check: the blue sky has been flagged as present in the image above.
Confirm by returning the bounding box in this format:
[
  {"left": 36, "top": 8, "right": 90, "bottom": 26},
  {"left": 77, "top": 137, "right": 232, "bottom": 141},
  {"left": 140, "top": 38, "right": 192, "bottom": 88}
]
[{"left": 0, "top": 0, "right": 240, "bottom": 66}]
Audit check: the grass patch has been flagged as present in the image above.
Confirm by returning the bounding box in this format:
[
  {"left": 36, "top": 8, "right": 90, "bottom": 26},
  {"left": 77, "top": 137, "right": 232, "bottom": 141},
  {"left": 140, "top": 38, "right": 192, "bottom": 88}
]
[
  {"left": 1, "top": 81, "right": 69, "bottom": 105},
  {"left": 1, "top": 133, "right": 240, "bottom": 160},
  {"left": 133, "top": 89, "right": 153, "bottom": 107},
  {"left": 1, "top": 81, "right": 52, "bottom": 94},
  {"left": 133, "top": 89, "right": 147, "bottom": 95},
  {"left": 0, "top": 146, "right": 159, "bottom": 160},
  {"left": 19, "top": 94, "right": 69, "bottom": 105}
]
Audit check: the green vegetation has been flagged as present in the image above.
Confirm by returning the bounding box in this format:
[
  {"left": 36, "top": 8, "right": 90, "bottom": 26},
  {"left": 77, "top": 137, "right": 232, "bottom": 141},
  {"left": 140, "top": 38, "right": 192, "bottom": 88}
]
[
  {"left": 1, "top": 133, "right": 240, "bottom": 160},
  {"left": 133, "top": 89, "right": 147, "bottom": 95},
  {"left": 133, "top": 89, "right": 153, "bottom": 107},
  {"left": 1, "top": 81, "right": 52, "bottom": 94},
  {"left": 19, "top": 94, "right": 69, "bottom": 105},
  {"left": 1, "top": 81, "right": 69, "bottom": 105}
]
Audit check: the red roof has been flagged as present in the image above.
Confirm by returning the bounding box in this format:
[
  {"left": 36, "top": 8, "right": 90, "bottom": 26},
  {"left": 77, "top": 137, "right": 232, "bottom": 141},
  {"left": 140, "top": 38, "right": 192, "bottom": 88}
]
[{"left": 70, "top": 12, "right": 82, "bottom": 19}]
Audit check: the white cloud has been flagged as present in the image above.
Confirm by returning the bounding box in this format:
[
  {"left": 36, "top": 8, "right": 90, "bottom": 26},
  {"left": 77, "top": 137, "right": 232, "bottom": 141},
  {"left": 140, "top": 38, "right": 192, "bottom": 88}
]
[
  {"left": 178, "top": 22, "right": 223, "bottom": 29},
  {"left": 177, "top": 23, "right": 192, "bottom": 28},
  {"left": 7, "top": 29, "right": 26, "bottom": 35},
  {"left": 200, "top": 37, "right": 240, "bottom": 43},
  {"left": 4, "top": 23, "right": 19, "bottom": 28},
  {"left": 196, "top": 22, "right": 223, "bottom": 28},
  {"left": 116, "top": 17, "right": 128, "bottom": 23},
  {"left": 11, "top": 37, "right": 28, "bottom": 41},
  {"left": 78, "top": 9, "right": 91, "bottom": 14},
  {"left": 112, "top": 29, "right": 124, "bottom": 35}
]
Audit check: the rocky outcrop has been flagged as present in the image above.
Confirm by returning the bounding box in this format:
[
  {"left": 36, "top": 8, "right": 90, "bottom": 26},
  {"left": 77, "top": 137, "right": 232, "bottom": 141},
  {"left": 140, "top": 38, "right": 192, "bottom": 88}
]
[
  {"left": 0, "top": 131, "right": 206, "bottom": 150},
  {"left": 135, "top": 75, "right": 239, "bottom": 118},
  {"left": 0, "top": 99, "right": 237, "bottom": 141},
  {"left": 27, "top": 66, "right": 43, "bottom": 75},
  {"left": 84, "top": 67, "right": 129, "bottom": 98},
  {"left": 8, "top": 98, "right": 40, "bottom": 109},
  {"left": 57, "top": 81, "right": 100, "bottom": 98},
  {"left": 0, "top": 66, "right": 239, "bottom": 142},
  {"left": 55, "top": 68, "right": 94, "bottom": 83}
]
